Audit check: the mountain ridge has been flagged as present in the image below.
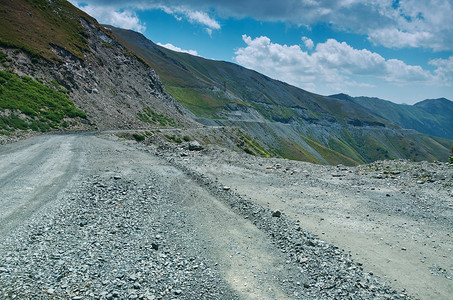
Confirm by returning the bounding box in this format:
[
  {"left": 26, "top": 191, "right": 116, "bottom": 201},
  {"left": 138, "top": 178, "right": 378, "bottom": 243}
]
[
  {"left": 329, "top": 93, "right": 453, "bottom": 140},
  {"left": 108, "top": 25, "right": 452, "bottom": 164}
]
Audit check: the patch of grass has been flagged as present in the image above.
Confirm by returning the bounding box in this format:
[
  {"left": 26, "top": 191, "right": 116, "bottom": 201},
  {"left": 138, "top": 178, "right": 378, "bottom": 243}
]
[
  {"left": 183, "top": 135, "right": 190, "bottom": 142},
  {"left": 0, "top": 0, "right": 101, "bottom": 61},
  {"left": 138, "top": 106, "right": 177, "bottom": 127},
  {"left": 0, "top": 70, "right": 86, "bottom": 132},
  {"left": 164, "top": 134, "right": 183, "bottom": 143},
  {"left": 275, "top": 138, "right": 321, "bottom": 164},
  {"left": 132, "top": 133, "right": 145, "bottom": 142},
  {"left": 301, "top": 135, "right": 359, "bottom": 166},
  {"left": 164, "top": 85, "right": 229, "bottom": 118},
  {"left": 236, "top": 131, "right": 271, "bottom": 158},
  {"left": 244, "top": 147, "right": 254, "bottom": 155},
  {"left": 328, "top": 136, "right": 366, "bottom": 164},
  {"left": 0, "top": 50, "right": 9, "bottom": 64}
]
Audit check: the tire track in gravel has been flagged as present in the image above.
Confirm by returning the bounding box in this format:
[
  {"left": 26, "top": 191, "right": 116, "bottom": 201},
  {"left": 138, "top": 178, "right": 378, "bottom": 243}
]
[
  {"left": 0, "top": 133, "right": 412, "bottom": 299},
  {"left": 0, "top": 134, "right": 83, "bottom": 234},
  {"left": 151, "top": 165, "right": 296, "bottom": 299},
  {"left": 0, "top": 134, "right": 302, "bottom": 299}
]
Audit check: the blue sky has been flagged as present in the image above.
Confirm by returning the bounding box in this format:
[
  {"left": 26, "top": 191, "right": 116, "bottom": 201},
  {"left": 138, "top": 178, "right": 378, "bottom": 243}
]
[{"left": 70, "top": 0, "right": 453, "bottom": 104}]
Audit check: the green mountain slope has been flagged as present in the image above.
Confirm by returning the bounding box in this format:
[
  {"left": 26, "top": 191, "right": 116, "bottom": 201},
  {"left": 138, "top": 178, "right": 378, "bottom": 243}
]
[
  {"left": 330, "top": 94, "right": 453, "bottom": 140},
  {"left": 108, "top": 26, "right": 452, "bottom": 164},
  {"left": 0, "top": 69, "right": 87, "bottom": 134},
  {"left": 0, "top": 0, "right": 193, "bottom": 133},
  {"left": 0, "top": 0, "right": 99, "bottom": 61},
  {"left": 108, "top": 27, "right": 390, "bottom": 126}
]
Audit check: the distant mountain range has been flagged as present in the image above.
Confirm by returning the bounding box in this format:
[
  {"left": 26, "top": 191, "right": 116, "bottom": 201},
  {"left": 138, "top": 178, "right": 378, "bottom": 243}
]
[
  {"left": 329, "top": 94, "right": 453, "bottom": 140},
  {"left": 108, "top": 26, "right": 452, "bottom": 164},
  {"left": 0, "top": 0, "right": 451, "bottom": 164}
]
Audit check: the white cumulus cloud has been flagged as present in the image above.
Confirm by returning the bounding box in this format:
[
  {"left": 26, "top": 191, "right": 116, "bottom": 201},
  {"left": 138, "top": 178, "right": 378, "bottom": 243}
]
[
  {"left": 70, "top": 2, "right": 146, "bottom": 32},
  {"left": 72, "top": 0, "right": 453, "bottom": 50},
  {"left": 156, "top": 43, "right": 199, "bottom": 56},
  {"left": 302, "top": 37, "right": 314, "bottom": 50},
  {"left": 429, "top": 56, "right": 453, "bottom": 85},
  {"left": 368, "top": 29, "right": 434, "bottom": 49},
  {"left": 159, "top": 6, "right": 220, "bottom": 33},
  {"left": 235, "top": 35, "right": 442, "bottom": 95},
  {"left": 184, "top": 9, "right": 220, "bottom": 29}
]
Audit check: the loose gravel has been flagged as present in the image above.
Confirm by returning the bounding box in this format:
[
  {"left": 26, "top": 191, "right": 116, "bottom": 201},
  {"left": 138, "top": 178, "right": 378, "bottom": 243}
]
[{"left": 2, "top": 133, "right": 451, "bottom": 299}]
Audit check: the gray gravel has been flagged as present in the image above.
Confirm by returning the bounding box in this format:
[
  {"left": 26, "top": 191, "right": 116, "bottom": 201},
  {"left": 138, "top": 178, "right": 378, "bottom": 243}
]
[
  {"left": 144, "top": 132, "right": 452, "bottom": 299},
  {"left": 0, "top": 133, "right": 433, "bottom": 299}
]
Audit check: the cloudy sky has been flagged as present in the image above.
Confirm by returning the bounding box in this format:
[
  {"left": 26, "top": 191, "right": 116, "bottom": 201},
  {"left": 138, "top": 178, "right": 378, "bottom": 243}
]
[{"left": 70, "top": 0, "right": 453, "bottom": 104}]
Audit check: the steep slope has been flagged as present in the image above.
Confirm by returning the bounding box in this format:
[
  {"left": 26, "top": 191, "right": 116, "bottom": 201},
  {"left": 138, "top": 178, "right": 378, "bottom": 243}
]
[
  {"left": 109, "top": 26, "right": 452, "bottom": 163},
  {"left": 0, "top": 0, "right": 194, "bottom": 132},
  {"left": 414, "top": 98, "right": 453, "bottom": 138},
  {"left": 331, "top": 94, "right": 453, "bottom": 140},
  {"left": 108, "top": 27, "right": 390, "bottom": 126}
]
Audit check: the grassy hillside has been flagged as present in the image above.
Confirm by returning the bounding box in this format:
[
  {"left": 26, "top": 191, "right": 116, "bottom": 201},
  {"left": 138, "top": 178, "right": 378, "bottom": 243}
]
[
  {"left": 0, "top": 69, "right": 86, "bottom": 135},
  {"left": 111, "top": 27, "right": 449, "bottom": 165},
  {"left": 331, "top": 94, "right": 453, "bottom": 140},
  {"left": 108, "top": 26, "right": 391, "bottom": 126},
  {"left": 0, "top": 0, "right": 100, "bottom": 60},
  {"left": 107, "top": 26, "right": 453, "bottom": 164}
]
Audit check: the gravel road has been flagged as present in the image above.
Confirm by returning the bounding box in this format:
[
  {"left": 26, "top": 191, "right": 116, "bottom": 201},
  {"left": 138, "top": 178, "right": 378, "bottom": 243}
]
[
  {"left": 1, "top": 133, "right": 448, "bottom": 299},
  {"left": 172, "top": 142, "right": 453, "bottom": 300}
]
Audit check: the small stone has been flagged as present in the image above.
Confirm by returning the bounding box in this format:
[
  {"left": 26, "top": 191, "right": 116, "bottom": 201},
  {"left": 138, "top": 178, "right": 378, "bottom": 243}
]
[
  {"left": 401, "top": 247, "right": 407, "bottom": 251},
  {"left": 129, "top": 274, "right": 137, "bottom": 281},
  {"left": 114, "top": 175, "right": 122, "bottom": 180},
  {"left": 133, "top": 282, "right": 141, "bottom": 289},
  {"left": 151, "top": 243, "right": 159, "bottom": 250},
  {"left": 173, "top": 289, "right": 183, "bottom": 295},
  {"left": 47, "top": 288, "right": 55, "bottom": 294},
  {"left": 223, "top": 186, "right": 231, "bottom": 191},
  {"left": 272, "top": 210, "right": 281, "bottom": 217},
  {"left": 298, "top": 257, "right": 309, "bottom": 264}
]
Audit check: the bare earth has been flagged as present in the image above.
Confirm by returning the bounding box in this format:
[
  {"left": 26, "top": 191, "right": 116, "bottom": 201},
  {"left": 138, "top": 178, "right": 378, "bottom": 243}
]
[
  {"left": 183, "top": 143, "right": 453, "bottom": 300},
  {"left": 0, "top": 133, "right": 451, "bottom": 299}
]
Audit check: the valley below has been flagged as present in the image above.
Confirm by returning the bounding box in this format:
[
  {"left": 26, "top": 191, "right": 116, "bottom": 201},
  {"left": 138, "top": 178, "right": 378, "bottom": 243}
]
[{"left": 0, "top": 133, "right": 451, "bottom": 299}]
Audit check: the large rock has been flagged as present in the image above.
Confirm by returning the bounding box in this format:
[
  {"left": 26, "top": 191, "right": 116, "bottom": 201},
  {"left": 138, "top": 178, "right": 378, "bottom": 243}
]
[{"left": 188, "top": 141, "right": 203, "bottom": 151}]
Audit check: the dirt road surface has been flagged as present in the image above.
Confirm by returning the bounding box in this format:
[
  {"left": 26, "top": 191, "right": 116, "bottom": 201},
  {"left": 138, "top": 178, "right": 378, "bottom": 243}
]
[{"left": 1, "top": 133, "right": 451, "bottom": 299}]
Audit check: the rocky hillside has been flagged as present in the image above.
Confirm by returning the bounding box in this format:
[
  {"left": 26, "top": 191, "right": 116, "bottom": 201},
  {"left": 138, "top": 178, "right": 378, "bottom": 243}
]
[
  {"left": 108, "top": 26, "right": 452, "bottom": 164},
  {"left": 0, "top": 0, "right": 194, "bottom": 132},
  {"left": 330, "top": 93, "right": 453, "bottom": 140}
]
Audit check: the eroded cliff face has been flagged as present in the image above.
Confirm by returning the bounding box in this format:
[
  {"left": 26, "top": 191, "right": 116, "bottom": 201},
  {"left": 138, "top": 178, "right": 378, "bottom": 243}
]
[{"left": 1, "top": 19, "right": 194, "bottom": 131}]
